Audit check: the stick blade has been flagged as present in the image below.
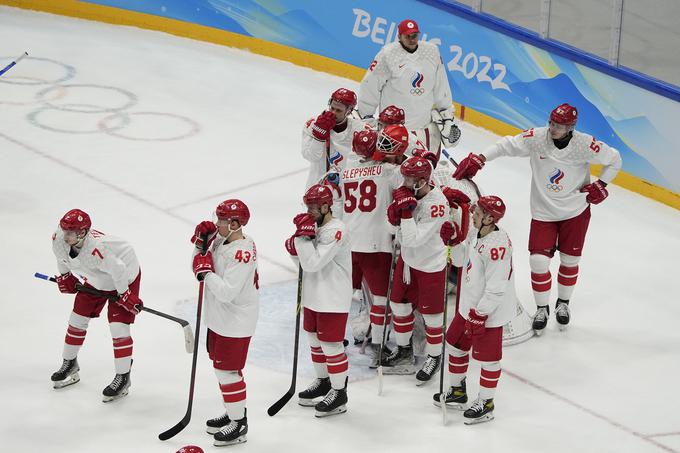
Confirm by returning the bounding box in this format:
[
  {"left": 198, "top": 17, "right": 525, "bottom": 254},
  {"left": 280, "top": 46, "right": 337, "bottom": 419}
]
[
  {"left": 183, "top": 325, "right": 194, "bottom": 354},
  {"left": 267, "top": 391, "right": 294, "bottom": 416},
  {"left": 158, "top": 415, "right": 190, "bottom": 441}
]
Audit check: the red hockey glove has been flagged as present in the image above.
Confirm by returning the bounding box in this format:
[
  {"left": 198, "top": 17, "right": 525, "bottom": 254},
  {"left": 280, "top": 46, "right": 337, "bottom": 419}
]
[
  {"left": 191, "top": 221, "right": 217, "bottom": 249},
  {"left": 293, "top": 213, "right": 316, "bottom": 238},
  {"left": 192, "top": 251, "right": 214, "bottom": 282},
  {"left": 412, "top": 148, "right": 439, "bottom": 168},
  {"left": 387, "top": 202, "right": 401, "bottom": 226},
  {"left": 464, "top": 309, "right": 488, "bottom": 338},
  {"left": 392, "top": 187, "right": 417, "bottom": 219},
  {"left": 441, "top": 186, "right": 471, "bottom": 209},
  {"left": 580, "top": 179, "right": 608, "bottom": 205},
  {"left": 117, "top": 288, "right": 143, "bottom": 315},
  {"left": 284, "top": 236, "right": 298, "bottom": 256},
  {"left": 452, "top": 153, "right": 484, "bottom": 180},
  {"left": 56, "top": 272, "right": 78, "bottom": 294},
  {"left": 311, "top": 111, "right": 336, "bottom": 142},
  {"left": 440, "top": 220, "right": 464, "bottom": 246}
]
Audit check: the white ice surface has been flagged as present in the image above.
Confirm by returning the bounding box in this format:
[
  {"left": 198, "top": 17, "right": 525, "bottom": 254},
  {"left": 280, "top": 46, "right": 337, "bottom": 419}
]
[{"left": 1, "top": 6, "right": 680, "bottom": 453}]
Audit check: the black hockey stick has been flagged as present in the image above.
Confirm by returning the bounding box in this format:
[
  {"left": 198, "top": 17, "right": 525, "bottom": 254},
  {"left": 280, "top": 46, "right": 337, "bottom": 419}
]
[
  {"left": 267, "top": 265, "right": 303, "bottom": 416},
  {"left": 158, "top": 236, "right": 209, "bottom": 440},
  {"left": 377, "top": 249, "right": 398, "bottom": 395},
  {"left": 441, "top": 148, "right": 483, "bottom": 199},
  {"left": 34, "top": 272, "right": 194, "bottom": 353}
]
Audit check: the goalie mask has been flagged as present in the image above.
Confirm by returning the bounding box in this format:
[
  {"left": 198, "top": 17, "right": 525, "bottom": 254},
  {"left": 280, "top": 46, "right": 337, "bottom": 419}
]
[{"left": 374, "top": 124, "right": 408, "bottom": 161}]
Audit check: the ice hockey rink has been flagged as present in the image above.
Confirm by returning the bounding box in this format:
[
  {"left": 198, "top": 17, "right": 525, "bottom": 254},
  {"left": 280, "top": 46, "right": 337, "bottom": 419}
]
[{"left": 2, "top": 6, "right": 680, "bottom": 453}]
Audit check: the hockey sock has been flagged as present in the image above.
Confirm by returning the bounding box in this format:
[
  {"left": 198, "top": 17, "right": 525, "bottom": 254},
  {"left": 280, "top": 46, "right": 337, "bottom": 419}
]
[
  {"left": 307, "top": 332, "right": 329, "bottom": 378},
  {"left": 447, "top": 345, "right": 469, "bottom": 386},
  {"left": 369, "top": 296, "right": 390, "bottom": 345},
  {"left": 321, "top": 341, "right": 348, "bottom": 390},
  {"left": 215, "top": 369, "right": 246, "bottom": 420},
  {"left": 390, "top": 302, "right": 414, "bottom": 346},
  {"left": 422, "top": 313, "right": 444, "bottom": 356},
  {"left": 110, "top": 322, "right": 133, "bottom": 374},
  {"left": 557, "top": 253, "right": 580, "bottom": 301},
  {"left": 530, "top": 254, "right": 552, "bottom": 307},
  {"left": 479, "top": 361, "right": 501, "bottom": 400},
  {"left": 63, "top": 312, "right": 91, "bottom": 360}
]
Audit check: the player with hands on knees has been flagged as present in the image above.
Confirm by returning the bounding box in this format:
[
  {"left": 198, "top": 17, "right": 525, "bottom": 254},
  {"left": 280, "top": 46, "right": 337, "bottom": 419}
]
[
  {"left": 452, "top": 103, "right": 622, "bottom": 334},
  {"left": 50, "top": 209, "right": 142, "bottom": 402},
  {"left": 190, "top": 199, "right": 259, "bottom": 446}
]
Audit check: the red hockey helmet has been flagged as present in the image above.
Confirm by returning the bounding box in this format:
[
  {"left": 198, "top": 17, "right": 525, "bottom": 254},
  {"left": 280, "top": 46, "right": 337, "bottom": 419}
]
[
  {"left": 353, "top": 130, "right": 378, "bottom": 158},
  {"left": 376, "top": 124, "right": 409, "bottom": 157},
  {"left": 329, "top": 88, "right": 357, "bottom": 111},
  {"left": 400, "top": 156, "right": 432, "bottom": 181},
  {"left": 378, "top": 105, "right": 405, "bottom": 126},
  {"left": 216, "top": 199, "right": 250, "bottom": 226},
  {"left": 303, "top": 184, "right": 334, "bottom": 207},
  {"left": 477, "top": 195, "right": 506, "bottom": 222},
  {"left": 398, "top": 19, "right": 419, "bottom": 35},
  {"left": 177, "top": 446, "right": 204, "bottom": 453},
  {"left": 550, "top": 103, "right": 578, "bottom": 126},
  {"left": 59, "top": 209, "right": 91, "bottom": 231}
]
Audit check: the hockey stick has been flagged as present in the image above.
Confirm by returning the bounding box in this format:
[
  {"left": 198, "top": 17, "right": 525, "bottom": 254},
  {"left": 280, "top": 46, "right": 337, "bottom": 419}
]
[
  {"left": 0, "top": 52, "right": 28, "bottom": 77},
  {"left": 267, "top": 265, "right": 303, "bottom": 416},
  {"left": 377, "top": 249, "right": 398, "bottom": 396},
  {"left": 34, "top": 272, "right": 194, "bottom": 353},
  {"left": 441, "top": 148, "right": 482, "bottom": 199},
  {"left": 158, "top": 236, "right": 209, "bottom": 440}
]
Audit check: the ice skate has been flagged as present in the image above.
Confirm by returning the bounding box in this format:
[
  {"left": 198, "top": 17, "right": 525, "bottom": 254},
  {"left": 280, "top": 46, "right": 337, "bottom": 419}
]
[
  {"left": 214, "top": 411, "right": 247, "bottom": 446},
  {"left": 532, "top": 305, "right": 549, "bottom": 335},
  {"left": 102, "top": 371, "right": 131, "bottom": 402},
  {"left": 433, "top": 377, "right": 467, "bottom": 410},
  {"left": 416, "top": 354, "right": 442, "bottom": 386},
  {"left": 368, "top": 343, "right": 392, "bottom": 369},
  {"left": 51, "top": 358, "right": 80, "bottom": 389},
  {"left": 381, "top": 343, "right": 415, "bottom": 375},
  {"left": 314, "top": 379, "right": 347, "bottom": 418},
  {"left": 298, "top": 377, "right": 331, "bottom": 407},
  {"left": 206, "top": 411, "right": 230, "bottom": 435},
  {"left": 463, "top": 398, "right": 494, "bottom": 425},
  {"left": 555, "top": 299, "right": 570, "bottom": 331}
]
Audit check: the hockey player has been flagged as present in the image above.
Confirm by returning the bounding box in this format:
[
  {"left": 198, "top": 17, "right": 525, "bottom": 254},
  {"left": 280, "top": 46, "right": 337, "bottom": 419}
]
[
  {"left": 50, "top": 209, "right": 142, "bottom": 402},
  {"left": 453, "top": 103, "right": 622, "bottom": 334},
  {"left": 433, "top": 196, "right": 516, "bottom": 425},
  {"left": 343, "top": 129, "right": 405, "bottom": 367},
  {"left": 284, "top": 184, "right": 352, "bottom": 417},
  {"left": 190, "top": 199, "right": 259, "bottom": 446},
  {"left": 358, "top": 19, "right": 460, "bottom": 156},
  {"left": 302, "top": 88, "right": 368, "bottom": 189},
  {"left": 383, "top": 156, "right": 450, "bottom": 385}
]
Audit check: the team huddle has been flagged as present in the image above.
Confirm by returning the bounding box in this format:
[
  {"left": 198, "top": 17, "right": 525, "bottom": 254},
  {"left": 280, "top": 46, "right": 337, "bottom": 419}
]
[{"left": 46, "top": 18, "right": 622, "bottom": 449}]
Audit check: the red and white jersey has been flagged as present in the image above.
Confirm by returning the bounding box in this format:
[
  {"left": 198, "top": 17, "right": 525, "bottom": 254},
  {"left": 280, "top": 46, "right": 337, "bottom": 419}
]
[
  {"left": 294, "top": 218, "right": 352, "bottom": 313},
  {"left": 451, "top": 228, "right": 518, "bottom": 327},
  {"left": 397, "top": 186, "right": 449, "bottom": 273},
  {"left": 301, "top": 117, "right": 369, "bottom": 189},
  {"left": 194, "top": 236, "right": 259, "bottom": 338},
  {"left": 358, "top": 40, "right": 453, "bottom": 130},
  {"left": 483, "top": 127, "right": 622, "bottom": 221},
  {"left": 52, "top": 228, "right": 140, "bottom": 294},
  {"left": 341, "top": 157, "right": 402, "bottom": 253}
]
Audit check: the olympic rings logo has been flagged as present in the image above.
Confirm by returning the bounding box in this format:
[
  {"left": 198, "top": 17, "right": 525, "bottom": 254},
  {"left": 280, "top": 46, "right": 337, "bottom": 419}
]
[
  {"left": 0, "top": 56, "right": 200, "bottom": 141},
  {"left": 410, "top": 87, "right": 425, "bottom": 95},
  {"left": 546, "top": 183, "right": 563, "bottom": 192}
]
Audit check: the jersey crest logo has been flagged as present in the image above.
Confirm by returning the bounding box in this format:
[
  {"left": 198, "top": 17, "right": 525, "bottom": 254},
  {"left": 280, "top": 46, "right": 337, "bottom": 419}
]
[
  {"left": 547, "top": 168, "right": 564, "bottom": 192},
  {"left": 410, "top": 72, "right": 425, "bottom": 95},
  {"left": 465, "top": 259, "right": 472, "bottom": 283},
  {"left": 328, "top": 150, "right": 344, "bottom": 167}
]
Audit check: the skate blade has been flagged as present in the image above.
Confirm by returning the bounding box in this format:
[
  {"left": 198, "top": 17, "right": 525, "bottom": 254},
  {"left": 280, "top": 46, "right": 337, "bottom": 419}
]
[
  {"left": 207, "top": 426, "right": 225, "bottom": 435},
  {"left": 53, "top": 373, "right": 80, "bottom": 389},
  {"left": 382, "top": 366, "right": 416, "bottom": 375},
  {"left": 214, "top": 435, "right": 247, "bottom": 446},
  {"left": 315, "top": 405, "right": 347, "bottom": 418},
  {"left": 533, "top": 328, "right": 545, "bottom": 336},
  {"left": 298, "top": 398, "right": 320, "bottom": 407},
  {"left": 433, "top": 400, "right": 466, "bottom": 410},
  {"left": 557, "top": 323, "right": 569, "bottom": 331},
  {"left": 464, "top": 413, "right": 494, "bottom": 425},
  {"left": 102, "top": 387, "right": 129, "bottom": 403}
]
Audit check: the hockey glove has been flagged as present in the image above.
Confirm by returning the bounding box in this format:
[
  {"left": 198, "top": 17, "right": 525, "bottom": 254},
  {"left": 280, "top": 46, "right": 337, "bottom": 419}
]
[
  {"left": 465, "top": 309, "right": 488, "bottom": 338},
  {"left": 192, "top": 251, "right": 214, "bottom": 282},
  {"left": 440, "top": 220, "right": 464, "bottom": 246},
  {"left": 441, "top": 121, "right": 462, "bottom": 147},
  {"left": 293, "top": 213, "right": 316, "bottom": 238},
  {"left": 442, "top": 186, "right": 471, "bottom": 209},
  {"left": 56, "top": 272, "right": 78, "bottom": 294},
  {"left": 117, "top": 288, "right": 143, "bottom": 315},
  {"left": 412, "top": 148, "right": 439, "bottom": 169},
  {"left": 387, "top": 202, "right": 401, "bottom": 226},
  {"left": 580, "top": 179, "right": 608, "bottom": 205},
  {"left": 392, "top": 187, "right": 417, "bottom": 219},
  {"left": 191, "top": 221, "right": 217, "bottom": 249},
  {"left": 284, "top": 236, "right": 298, "bottom": 256},
  {"left": 311, "top": 111, "right": 336, "bottom": 142},
  {"left": 452, "top": 153, "right": 484, "bottom": 180}
]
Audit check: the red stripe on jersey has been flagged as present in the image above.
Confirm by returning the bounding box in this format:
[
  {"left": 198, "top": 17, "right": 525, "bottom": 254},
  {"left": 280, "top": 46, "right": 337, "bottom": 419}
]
[
  {"left": 370, "top": 305, "right": 391, "bottom": 325},
  {"left": 448, "top": 354, "right": 469, "bottom": 374},
  {"left": 65, "top": 325, "right": 87, "bottom": 345},
  {"left": 112, "top": 336, "right": 133, "bottom": 358},
  {"left": 392, "top": 313, "right": 415, "bottom": 333},
  {"left": 310, "top": 346, "right": 326, "bottom": 364},
  {"left": 531, "top": 271, "right": 552, "bottom": 292},
  {"left": 425, "top": 326, "right": 443, "bottom": 344},
  {"left": 326, "top": 352, "right": 349, "bottom": 375},
  {"left": 557, "top": 265, "right": 579, "bottom": 286},
  {"left": 480, "top": 368, "right": 502, "bottom": 389},
  {"left": 220, "top": 379, "right": 246, "bottom": 403}
]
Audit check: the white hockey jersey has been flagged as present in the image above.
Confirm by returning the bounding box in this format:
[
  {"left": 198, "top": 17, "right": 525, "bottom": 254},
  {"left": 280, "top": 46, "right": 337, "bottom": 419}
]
[
  {"left": 194, "top": 236, "right": 259, "bottom": 338},
  {"left": 358, "top": 40, "right": 453, "bottom": 130},
  {"left": 301, "top": 116, "right": 369, "bottom": 189},
  {"left": 483, "top": 127, "right": 622, "bottom": 221},
  {"left": 293, "top": 218, "right": 352, "bottom": 313},
  {"left": 452, "top": 228, "right": 517, "bottom": 328},
  {"left": 341, "top": 157, "right": 402, "bottom": 253},
  {"left": 52, "top": 228, "right": 140, "bottom": 294},
  {"left": 397, "top": 186, "right": 449, "bottom": 273}
]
